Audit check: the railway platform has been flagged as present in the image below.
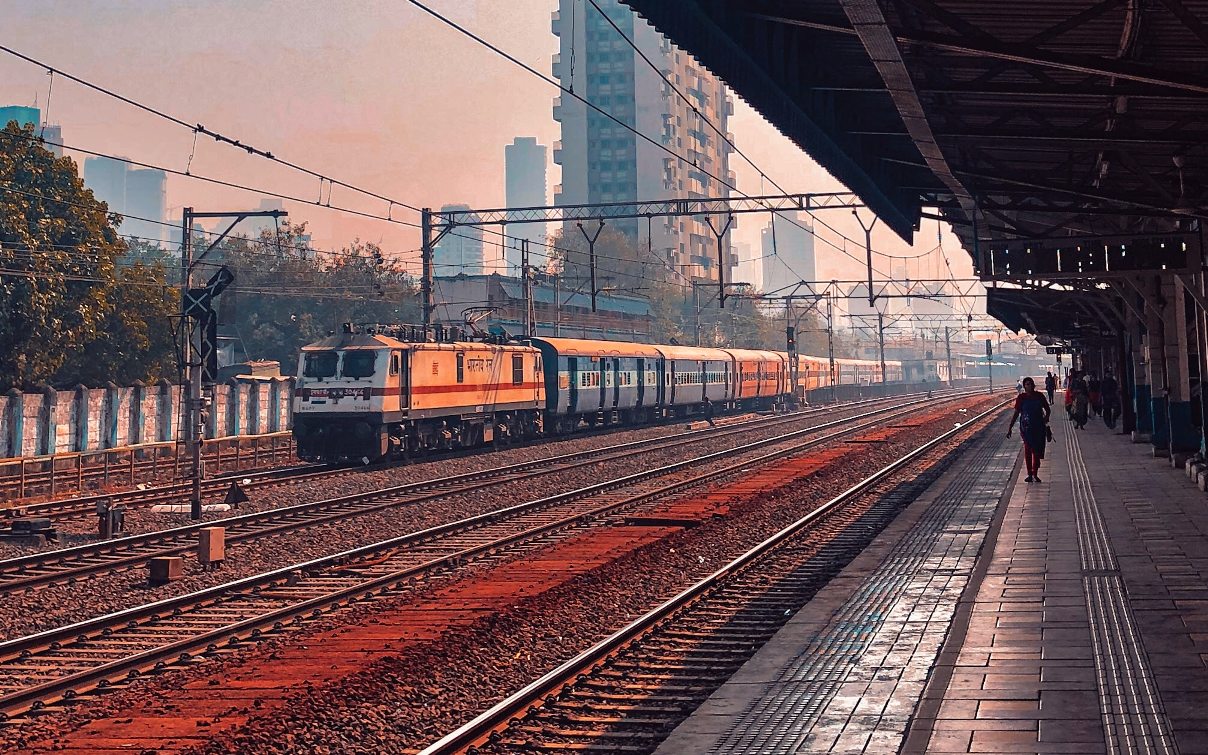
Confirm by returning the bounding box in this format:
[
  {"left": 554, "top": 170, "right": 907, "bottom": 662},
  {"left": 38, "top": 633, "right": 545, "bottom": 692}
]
[{"left": 655, "top": 416, "right": 1208, "bottom": 754}]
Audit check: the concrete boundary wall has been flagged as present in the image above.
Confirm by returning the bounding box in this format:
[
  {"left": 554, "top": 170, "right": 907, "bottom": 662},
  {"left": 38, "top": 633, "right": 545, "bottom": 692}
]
[{"left": 0, "top": 378, "right": 296, "bottom": 459}]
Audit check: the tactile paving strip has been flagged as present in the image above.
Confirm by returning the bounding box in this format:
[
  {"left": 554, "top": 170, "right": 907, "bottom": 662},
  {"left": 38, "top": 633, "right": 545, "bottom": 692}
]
[
  {"left": 1066, "top": 430, "right": 1178, "bottom": 755},
  {"left": 708, "top": 422, "right": 1018, "bottom": 754}
]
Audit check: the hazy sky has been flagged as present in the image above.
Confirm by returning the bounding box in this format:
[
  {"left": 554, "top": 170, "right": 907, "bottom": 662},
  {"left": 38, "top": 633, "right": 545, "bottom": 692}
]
[{"left": 1, "top": 0, "right": 977, "bottom": 290}]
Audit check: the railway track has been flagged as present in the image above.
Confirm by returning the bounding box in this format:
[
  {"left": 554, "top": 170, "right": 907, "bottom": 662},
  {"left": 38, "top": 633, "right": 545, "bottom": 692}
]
[
  {"left": 418, "top": 399, "right": 1008, "bottom": 755},
  {"left": 4, "top": 389, "right": 960, "bottom": 524},
  {"left": 0, "top": 394, "right": 990, "bottom": 722},
  {"left": 0, "top": 392, "right": 970, "bottom": 593}
]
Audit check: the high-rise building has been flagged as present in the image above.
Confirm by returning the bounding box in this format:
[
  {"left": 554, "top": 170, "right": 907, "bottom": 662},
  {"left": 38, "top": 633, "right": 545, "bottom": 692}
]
[
  {"left": 504, "top": 137, "right": 548, "bottom": 275},
  {"left": 83, "top": 156, "right": 128, "bottom": 214},
  {"left": 732, "top": 241, "right": 757, "bottom": 291},
  {"left": 39, "top": 124, "right": 63, "bottom": 157},
  {"left": 552, "top": 0, "right": 735, "bottom": 284},
  {"left": 0, "top": 106, "right": 63, "bottom": 157},
  {"left": 0, "top": 106, "right": 38, "bottom": 130},
  {"left": 433, "top": 204, "right": 485, "bottom": 276},
  {"left": 83, "top": 157, "right": 168, "bottom": 244},
  {"left": 760, "top": 211, "right": 815, "bottom": 297},
  {"left": 124, "top": 169, "right": 167, "bottom": 243}
]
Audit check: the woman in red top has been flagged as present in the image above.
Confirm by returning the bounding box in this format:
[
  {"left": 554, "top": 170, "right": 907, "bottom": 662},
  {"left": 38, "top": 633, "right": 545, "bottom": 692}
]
[{"left": 1008, "top": 377, "right": 1052, "bottom": 482}]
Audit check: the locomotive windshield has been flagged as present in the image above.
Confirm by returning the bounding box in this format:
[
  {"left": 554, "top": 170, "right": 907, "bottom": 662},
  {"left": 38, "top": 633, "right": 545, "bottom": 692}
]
[
  {"left": 303, "top": 351, "right": 338, "bottom": 378},
  {"left": 341, "top": 351, "right": 377, "bottom": 379}
]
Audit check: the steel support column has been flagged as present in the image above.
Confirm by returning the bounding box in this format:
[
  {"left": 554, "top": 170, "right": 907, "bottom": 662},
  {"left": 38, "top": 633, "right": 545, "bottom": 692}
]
[
  {"left": 1133, "top": 278, "right": 1155, "bottom": 441},
  {"left": 1162, "top": 276, "right": 1197, "bottom": 456}
]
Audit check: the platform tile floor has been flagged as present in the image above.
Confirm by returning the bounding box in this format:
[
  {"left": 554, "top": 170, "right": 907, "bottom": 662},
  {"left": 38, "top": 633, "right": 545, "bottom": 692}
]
[{"left": 655, "top": 412, "right": 1208, "bottom": 754}]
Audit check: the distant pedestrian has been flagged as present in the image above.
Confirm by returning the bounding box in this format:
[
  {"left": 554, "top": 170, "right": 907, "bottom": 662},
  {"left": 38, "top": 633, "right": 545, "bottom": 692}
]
[
  {"left": 1044, "top": 372, "right": 1056, "bottom": 405},
  {"left": 1071, "top": 372, "right": 1090, "bottom": 429},
  {"left": 1088, "top": 373, "right": 1102, "bottom": 417},
  {"left": 1064, "top": 369, "right": 1076, "bottom": 419},
  {"left": 1008, "top": 377, "right": 1051, "bottom": 483},
  {"left": 703, "top": 396, "right": 716, "bottom": 427},
  {"left": 1016, "top": 377, "right": 1025, "bottom": 394},
  {"left": 1101, "top": 369, "right": 1120, "bottom": 429}
]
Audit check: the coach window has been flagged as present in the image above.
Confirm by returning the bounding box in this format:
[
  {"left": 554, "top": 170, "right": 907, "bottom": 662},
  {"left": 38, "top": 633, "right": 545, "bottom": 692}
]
[
  {"left": 512, "top": 354, "right": 524, "bottom": 385},
  {"left": 456, "top": 352, "right": 465, "bottom": 383},
  {"left": 303, "top": 351, "right": 338, "bottom": 379},
  {"left": 342, "top": 351, "right": 376, "bottom": 379}
]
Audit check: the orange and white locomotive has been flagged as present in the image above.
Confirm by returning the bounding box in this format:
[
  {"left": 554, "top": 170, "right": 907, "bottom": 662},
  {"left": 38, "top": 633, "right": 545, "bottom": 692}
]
[{"left": 293, "top": 327, "right": 543, "bottom": 461}]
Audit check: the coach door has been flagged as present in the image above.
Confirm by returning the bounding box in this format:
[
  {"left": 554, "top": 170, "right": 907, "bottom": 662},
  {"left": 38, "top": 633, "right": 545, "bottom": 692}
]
[
  {"left": 393, "top": 350, "right": 409, "bottom": 408},
  {"left": 636, "top": 358, "right": 646, "bottom": 407},
  {"left": 567, "top": 357, "right": 579, "bottom": 413},
  {"left": 602, "top": 358, "right": 615, "bottom": 408}
]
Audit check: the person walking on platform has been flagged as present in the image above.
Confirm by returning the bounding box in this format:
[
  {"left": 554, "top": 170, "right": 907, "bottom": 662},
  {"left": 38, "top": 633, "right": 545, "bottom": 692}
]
[
  {"left": 702, "top": 396, "right": 716, "bottom": 427},
  {"left": 1044, "top": 371, "right": 1057, "bottom": 405},
  {"left": 1071, "top": 372, "right": 1090, "bottom": 429},
  {"left": 1008, "top": 376, "right": 1051, "bottom": 483},
  {"left": 1101, "top": 369, "right": 1120, "bottom": 429}
]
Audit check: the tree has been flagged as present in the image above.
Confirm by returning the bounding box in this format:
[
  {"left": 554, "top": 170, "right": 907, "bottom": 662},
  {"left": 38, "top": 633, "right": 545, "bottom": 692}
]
[
  {"left": 0, "top": 123, "right": 131, "bottom": 388},
  {"left": 54, "top": 260, "right": 179, "bottom": 385},
  {"left": 209, "top": 223, "right": 421, "bottom": 369}
]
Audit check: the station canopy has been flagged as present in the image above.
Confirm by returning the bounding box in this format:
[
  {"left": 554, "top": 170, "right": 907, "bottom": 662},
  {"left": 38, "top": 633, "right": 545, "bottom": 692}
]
[{"left": 621, "top": 0, "right": 1208, "bottom": 341}]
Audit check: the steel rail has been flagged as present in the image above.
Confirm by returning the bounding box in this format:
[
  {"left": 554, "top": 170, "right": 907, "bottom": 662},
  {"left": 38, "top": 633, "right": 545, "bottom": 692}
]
[
  {"left": 0, "top": 393, "right": 966, "bottom": 593},
  {"left": 416, "top": 399, "right": 1010, "bottom": 755},
  {"left": 0, "top": 395, "right": 988, "bottom": 720}
]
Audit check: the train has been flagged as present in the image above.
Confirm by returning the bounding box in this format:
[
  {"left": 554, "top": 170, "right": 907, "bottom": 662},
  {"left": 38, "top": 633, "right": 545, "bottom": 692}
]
[{"left": 292, "top": 325, "right": 903, "bottom": 462}]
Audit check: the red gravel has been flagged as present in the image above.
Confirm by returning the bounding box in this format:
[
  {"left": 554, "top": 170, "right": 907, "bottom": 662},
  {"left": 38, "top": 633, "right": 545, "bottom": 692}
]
[{"left": 0, "top": 402, "right": 929, "bottom": 640}]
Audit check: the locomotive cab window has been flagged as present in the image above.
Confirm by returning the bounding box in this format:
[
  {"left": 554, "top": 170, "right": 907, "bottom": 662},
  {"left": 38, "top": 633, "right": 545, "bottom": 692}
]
[
  {"left": 456, "top": 352, "right": 465, "bottom": 384},
  {"left": 512, "top": 354, "right": 523, "bottom": 385},
  {"left": 342, "top": 351, "right": 376, "bottom": 379},
  {"left": 303, "top": 351, "right": 338, "bottom": 379},
  {"left": 389, "top": 352, "right": 400, "bottom": 376}
]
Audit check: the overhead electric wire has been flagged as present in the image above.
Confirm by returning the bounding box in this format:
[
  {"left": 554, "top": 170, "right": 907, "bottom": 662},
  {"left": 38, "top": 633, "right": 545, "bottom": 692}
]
[
  {"left": 0, "top": 43, "right": 422, "bottom": 215},
  {"left": 408, "top": 0, "right": 901, "bottom": 291},
  {"left": 0, "top": 182, "right": 411, "bottom": 264},
  {"left": 1, "top": 27, "right": 947, "bottom": 307},
  {"left": 0, "top": 48, "right": 651, "bottom": 279}
]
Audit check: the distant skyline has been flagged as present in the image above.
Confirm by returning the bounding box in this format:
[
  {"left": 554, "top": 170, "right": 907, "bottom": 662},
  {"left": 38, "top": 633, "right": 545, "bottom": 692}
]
[{"left": 0, "top": 0, "right": 978, "bottom": 301}]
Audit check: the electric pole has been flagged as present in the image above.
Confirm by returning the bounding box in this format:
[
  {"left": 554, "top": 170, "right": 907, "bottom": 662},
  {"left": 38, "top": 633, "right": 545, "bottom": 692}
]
[
  {"left": 705, "top": 213, "right": 734, "bottom": 309},
  {"left": 877, "top": 310, "right": 888, "bottom": 384},
  {"left": 179, "top": 208, "right": 194, "bottom": 515},
  {"left": 521, "top": 239, "right": 534, "bottom": 337},
  {"left": 180, "top": 207, "right": 285, "bottom": 519},
  {"left": 852, "top": 210, "right": 878, "bottom": 307},
  {"left": 827, "top": 293, "right": 836, "bottom": 403},
  {"left": 421, "top": 208, "right": 434, "bottom": 338},
  {"left": 576, "top": 220, "right": 604, "bottom": 313},
  {"left": 945, "top": 326, "right": 954, "bottom": 386}
]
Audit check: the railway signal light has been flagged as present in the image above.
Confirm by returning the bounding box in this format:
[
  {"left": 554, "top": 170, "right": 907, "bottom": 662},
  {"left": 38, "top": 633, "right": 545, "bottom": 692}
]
[{"left": 786, "top": 326, "right": 796, "bottom": 350}]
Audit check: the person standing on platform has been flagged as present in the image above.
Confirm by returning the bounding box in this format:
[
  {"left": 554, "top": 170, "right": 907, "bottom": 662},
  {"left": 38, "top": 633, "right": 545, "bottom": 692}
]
[
  {"left": 1101, "top": 369, "right": 1120, "bottom": 429},
  {"left": 1044, "top": 371, "right": 1057, "bottom": 404},
  {"left": 1008, "top": 376, "right": 1052, "bottom": 483},
  {"left": 1064, "top": 369, "right": 1076, "bottom": 420},
  {"left": 702, "top": 396, "right": 716, "bottom": 427},
  {"left": 1016, "top": 376, "right": 1025, "bottom": 394}
]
